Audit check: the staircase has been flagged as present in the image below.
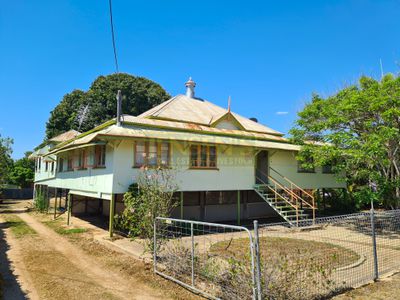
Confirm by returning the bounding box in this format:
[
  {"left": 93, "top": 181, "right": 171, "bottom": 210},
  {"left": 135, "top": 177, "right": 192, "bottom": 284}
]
[{"left": 254, "top": 169, "right": 316, "bottom": 226}]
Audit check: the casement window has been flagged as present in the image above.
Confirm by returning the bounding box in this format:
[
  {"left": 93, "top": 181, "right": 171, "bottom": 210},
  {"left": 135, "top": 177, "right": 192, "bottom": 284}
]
[
  {"left": 58, "top": 158, "right": 64, "bottom": 172},
  {"left": 76, "top": 150, "right": 87, "bottom": 169},
  {"left": 160, "top": 142, "right": 170, "bottom": 166},
  {"left": 45, "top": 161, "right": 49, "bottom": 172},
  {"left": 190, "top": 145, "right": 217, "bottom": 169},
  {"left": 148, "top": 142, "right": 158, "bottom": 166},
  {"left": 67, "top": 156, "right": 73, "bottom": 171},
  {"left": 94, "top": 145, "right": 106, "bottom": 167},
  {"left": 134, "top": 141, "right": 170, "bottom": 167}
]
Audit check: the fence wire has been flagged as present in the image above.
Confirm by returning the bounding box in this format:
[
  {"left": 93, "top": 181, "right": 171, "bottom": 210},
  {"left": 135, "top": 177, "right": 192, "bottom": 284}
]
[
  {"left": 154, "top": 217, "right": 256, "bottom": 300},
  {"left": 154, "top": 210, "right": 400, "bottom": 300},
  {"left": 258, "top": 209, "right": 400, "bottom": 300}
]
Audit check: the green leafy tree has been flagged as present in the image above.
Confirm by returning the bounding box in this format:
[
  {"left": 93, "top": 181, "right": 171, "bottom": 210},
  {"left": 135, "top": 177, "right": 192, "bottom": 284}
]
[
  {"left": 45, "top": 73, "right": 170, "bottom": 139},
  {"left": 46, "top": 90, "right": 86, "bottom": 139},
  {"left": 0, "top": 135, "right": 13, "bottom": 186},
  {"left": 290, "top": 74, "right": 400, "bottom": 209},
  {"left": 9, "top": 152, "right": 35, "bottom": 188}
]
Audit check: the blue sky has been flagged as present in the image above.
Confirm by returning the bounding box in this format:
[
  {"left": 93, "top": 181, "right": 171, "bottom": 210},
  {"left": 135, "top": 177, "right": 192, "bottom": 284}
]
[{"left": 1, "top": 0, "right": 400, "bottom": 159}]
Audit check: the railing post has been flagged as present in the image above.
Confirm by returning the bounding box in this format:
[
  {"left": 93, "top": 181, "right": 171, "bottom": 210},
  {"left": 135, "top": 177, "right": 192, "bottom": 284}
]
[
  {"left": 191, "top": 222, "right": 195, "bottom": 287},
  {"left": 237, "top": 190, "right": 241, "bottom": 225},
  {"left": 180, "top": 191, "right": 184, "bottom": 219},
  {"left": 153, "top": 218, "right": 157, "bottom": 273},
  {"left": 370, "top": 201, "right": 379, "bottom": 281},
  {"left": 109, "top": 194, "right": 115, "bottom": 238},
  {"left": 67, "top": 193, "right": 72, "bottom": 225},
  {"left": 53, "top": 187, "right": 57, "bottom": 220},
  {"left": 312, "top": 198, "right": 316, "bottom": 225},
  {"left": 253, "top": 221, "right": 262, "bottom": 300}
]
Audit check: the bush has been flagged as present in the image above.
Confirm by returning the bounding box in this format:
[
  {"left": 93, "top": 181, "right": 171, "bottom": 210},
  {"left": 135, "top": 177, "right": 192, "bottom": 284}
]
[
  {"left": 115, "top": 167, "right": 178, "bottom": 251},
  {"left": 34, "top": 189, "right": 48, "bottom": 212}
]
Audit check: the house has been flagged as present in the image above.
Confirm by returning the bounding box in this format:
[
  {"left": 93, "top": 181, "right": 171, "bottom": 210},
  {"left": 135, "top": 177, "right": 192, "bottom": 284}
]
[{"left": 32, "top": 78, "right": 345, "bottom": 235}]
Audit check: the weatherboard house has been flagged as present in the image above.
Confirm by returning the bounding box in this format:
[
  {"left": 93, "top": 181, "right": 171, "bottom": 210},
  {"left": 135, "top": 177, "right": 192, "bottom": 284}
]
[{"left": 32, "top": 78, "right": 345, "bottom": 233}]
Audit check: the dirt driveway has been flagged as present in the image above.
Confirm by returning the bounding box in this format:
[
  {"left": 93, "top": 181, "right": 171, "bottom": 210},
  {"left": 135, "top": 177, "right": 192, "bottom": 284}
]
[{"left": 0, "top": 199, "right": 200, "bottom": 300}]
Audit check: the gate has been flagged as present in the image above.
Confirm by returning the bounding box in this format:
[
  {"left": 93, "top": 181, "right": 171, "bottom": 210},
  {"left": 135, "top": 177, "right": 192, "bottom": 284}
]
[{"left": 154, "top": 217, "right": 257, "bottom": 299}]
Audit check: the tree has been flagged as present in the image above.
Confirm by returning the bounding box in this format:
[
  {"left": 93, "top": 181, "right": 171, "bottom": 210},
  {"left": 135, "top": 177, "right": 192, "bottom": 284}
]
[
  {"left": 9, "top": 152, "right": 35, "bottom": 188},
  {"left": 45, "top": 73, "right": 170, "bottom": 139},
  {"left": 0, "top": 134, "right": 13, "bottom": 186},
  {"left": 45, "top": 90, "right": 86, "bottom": 139},
  {"left": 290, "top": 74, "right": 400, "bottom": 209},
  {"left": 115, "top": 167, "right": 178, "bottom": 250}
]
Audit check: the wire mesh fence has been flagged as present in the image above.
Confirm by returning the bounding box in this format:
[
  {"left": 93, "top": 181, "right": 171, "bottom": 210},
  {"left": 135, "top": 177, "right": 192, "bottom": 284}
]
[
  {"left": 154, "top": 210, "right": 400, "bottom": 300},
  {"left": 154, "top": 217, "right": 256, "bottom": 300},
  {"left": 257, "top": 213, "right": 374, "bottom": 299},
  {"left": 374, "top": 210, "right": 400, "bottom": 276}
]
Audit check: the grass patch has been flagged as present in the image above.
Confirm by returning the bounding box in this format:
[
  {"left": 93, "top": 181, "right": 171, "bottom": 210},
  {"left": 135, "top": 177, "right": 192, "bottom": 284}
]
[
  {"left": 43, "top": 219, "right": 87, "bottom": 235},
  {"left": 3, "top": 215, "right": 36, "bottom": 238},
  {"left": 210, "top": 236, "right": 360, "bottom": 269}
]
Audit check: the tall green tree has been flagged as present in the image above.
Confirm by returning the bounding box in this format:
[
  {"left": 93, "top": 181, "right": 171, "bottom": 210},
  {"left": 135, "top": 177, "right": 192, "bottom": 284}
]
[
  {"left": 290, "top": 74, "right": 400, "bottom": 209},
  {"left": 45, "top": 90, "right": 86, "bottom": 139},
  {"left": 9, "top": 152, "right": 35, "bottom": 188},
  {"left": 0, "top": 134, "right": 13, "bottom": 186},
  {"left": 45, "top": 73, "right": 170, "bottom": 139}
]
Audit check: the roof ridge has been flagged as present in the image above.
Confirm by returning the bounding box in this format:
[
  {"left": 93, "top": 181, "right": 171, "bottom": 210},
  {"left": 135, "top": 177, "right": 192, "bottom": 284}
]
[{"left": 141, "top": 95, "right": 179, "bottom": 118}]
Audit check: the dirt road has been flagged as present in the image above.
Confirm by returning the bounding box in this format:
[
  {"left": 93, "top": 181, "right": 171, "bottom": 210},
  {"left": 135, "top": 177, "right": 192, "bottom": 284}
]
[{"left": 0, "top": 200, "right": 199, "bottom": 300}]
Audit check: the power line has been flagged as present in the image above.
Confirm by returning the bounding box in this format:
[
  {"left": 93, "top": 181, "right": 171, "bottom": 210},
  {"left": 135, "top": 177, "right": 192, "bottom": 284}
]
[{"left": 108, "top": 0, "right": 119, "bottom": 73}]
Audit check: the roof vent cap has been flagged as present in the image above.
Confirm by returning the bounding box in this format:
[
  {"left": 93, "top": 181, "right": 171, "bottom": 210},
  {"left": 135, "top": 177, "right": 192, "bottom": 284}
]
[
  {"left": 185, "top": 77, "right": 196, "bottom": 98},
  {"left": 249, "top": 117, "right": 258, "bottom": 123}
]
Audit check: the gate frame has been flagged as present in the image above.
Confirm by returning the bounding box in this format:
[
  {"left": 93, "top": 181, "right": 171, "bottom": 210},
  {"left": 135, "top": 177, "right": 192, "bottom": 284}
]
[{"left": 154, "top": 217, "right": 258, "bottom": 300}]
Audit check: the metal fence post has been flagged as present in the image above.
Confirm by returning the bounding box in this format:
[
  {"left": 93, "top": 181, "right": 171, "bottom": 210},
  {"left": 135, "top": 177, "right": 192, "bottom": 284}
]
[
  {"left": 253, "top": 220, "right": 262, "bottom": 300},
  {"left": 370, "top": 201, "right": 379, "bottom": 281},
  {"left": 191, "top": 222, "right": 195, "bottom": 287},
  {"left": 154, "top": 218, "right": 157, "bottom": 273}
]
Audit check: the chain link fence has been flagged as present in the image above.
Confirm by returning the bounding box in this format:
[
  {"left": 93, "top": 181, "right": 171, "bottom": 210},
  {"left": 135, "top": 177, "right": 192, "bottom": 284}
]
[{"left": 154, "top": 209, "right": 400, "bottom": 299}]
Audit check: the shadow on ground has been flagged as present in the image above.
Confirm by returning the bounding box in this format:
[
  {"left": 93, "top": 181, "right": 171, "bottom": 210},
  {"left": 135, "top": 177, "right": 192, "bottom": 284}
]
[{"left": 0, "top": 200, "right": 28, "bottom": 299}]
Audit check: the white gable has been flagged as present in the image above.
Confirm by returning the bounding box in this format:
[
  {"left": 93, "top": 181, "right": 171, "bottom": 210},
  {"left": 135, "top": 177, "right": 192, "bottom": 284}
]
[{"left": 214, "top": 120, "right": 241, "bottom": 130}]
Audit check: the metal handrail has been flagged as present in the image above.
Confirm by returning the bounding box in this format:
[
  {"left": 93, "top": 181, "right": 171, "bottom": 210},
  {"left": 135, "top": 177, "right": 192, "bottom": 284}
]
[
  {"left": 255, "top": 175, "right": 298, "bottom": 211},
  {"left": 256, "top": 168, "right": 316, "bottom": 224},
  {"left": 270, "top": 167, "right": 315, "bottom": 200},
  {"left": 257, "top": 169, "right": 314, "bottom": 209}
]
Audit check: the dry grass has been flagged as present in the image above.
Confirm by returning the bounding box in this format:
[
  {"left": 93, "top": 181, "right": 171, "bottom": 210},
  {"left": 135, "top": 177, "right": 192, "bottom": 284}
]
[
  {"left": 210, "top": 236, "right": 360, "bottom": 269},
  {"left": 39, "top": 214, "right": 201, "bottom": 300},
  {"left": 19, "top": 234, "right": 119, "bottom": 300}
]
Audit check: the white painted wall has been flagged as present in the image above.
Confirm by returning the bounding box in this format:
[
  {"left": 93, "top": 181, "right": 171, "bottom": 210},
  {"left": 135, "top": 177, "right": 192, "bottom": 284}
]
[
  {"left": 35, "top": 138, "right": 345, "bottom": 197},
  {"left": 111, "top": 140, "right": 256, "bottom": 193},
  {"left": 269, "top": 150, "right": 346, "bottom": 189},
  {"left": 34, "top": 158, "right": 56, "bottom": 182},
  {"left": 34, "top": 144, "right": 115, "bottom": 200}
]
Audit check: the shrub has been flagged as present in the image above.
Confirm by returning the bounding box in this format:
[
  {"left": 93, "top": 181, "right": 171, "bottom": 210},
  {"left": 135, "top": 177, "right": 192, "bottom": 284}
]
[
  {"left": 34, "top": 189, "right": 48, "bottom": 212},
  {"left": 115, "top": 167, "right": 178, "bottom": 251}
]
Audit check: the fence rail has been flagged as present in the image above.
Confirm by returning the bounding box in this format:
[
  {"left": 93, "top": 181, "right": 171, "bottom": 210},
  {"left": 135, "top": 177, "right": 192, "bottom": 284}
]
[
  {"left": 154, "top": 217, "right": 257, "bottom": 299},
  {"left": 154, "top": 209, "right": 400, "bottom": 299}
]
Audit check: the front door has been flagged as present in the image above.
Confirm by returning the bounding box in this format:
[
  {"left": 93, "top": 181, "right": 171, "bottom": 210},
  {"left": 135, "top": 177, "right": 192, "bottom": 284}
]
[{"left": 255, "top": 151, "right": 268, "bottom": 184}]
